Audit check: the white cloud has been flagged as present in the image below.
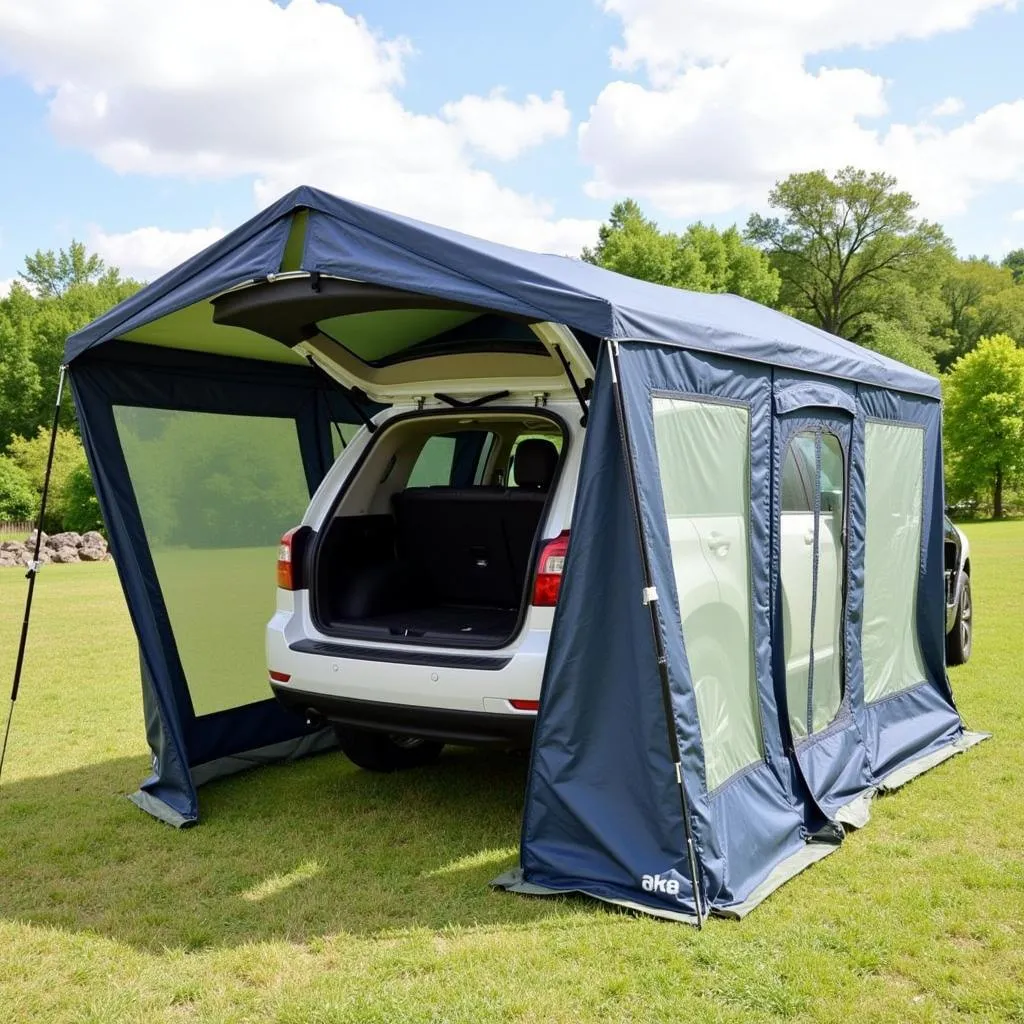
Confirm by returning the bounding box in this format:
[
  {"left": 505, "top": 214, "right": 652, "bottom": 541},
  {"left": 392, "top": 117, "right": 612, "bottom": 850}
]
[
  {"left": 0, "top": 278, "right": 16, "bottom": 299},
  {"left": 90, "top": 225, "right": 227, "bottom": 280},
  {"left": 1012, "top": 209, "right": 1024, "bottom": 221},
  {"left": 581, "top": 2, "right": 1024, "bottom": 222},
  {"left": 581, "top": 55, "right": 888, "bottom": 215},
  {"left": 600, "top": 0, "right": 1016, "bottom": 83},
  {"left": 931, "top": 96, "right": 966, "bottom": 117},
  {"left": 0, "top": 0, "right": 597, "bottom": 257},
  {"left": 441, "top": 89, "right": 571, "bottom": 161}
]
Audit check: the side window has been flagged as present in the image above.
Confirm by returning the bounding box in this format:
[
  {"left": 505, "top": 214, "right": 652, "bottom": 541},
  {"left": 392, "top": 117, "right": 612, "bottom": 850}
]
[{"left": 407, "top": 435, "right": 457, "bottom": 487}]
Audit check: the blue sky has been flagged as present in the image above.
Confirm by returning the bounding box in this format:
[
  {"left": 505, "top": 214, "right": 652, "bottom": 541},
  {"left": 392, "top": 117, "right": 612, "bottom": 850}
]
[{"left": 1, "top": 0, "right": 1023, "bottom": 289}]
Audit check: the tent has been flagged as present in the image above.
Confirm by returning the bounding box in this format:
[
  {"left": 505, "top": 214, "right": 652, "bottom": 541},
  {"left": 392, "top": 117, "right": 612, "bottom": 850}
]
[{"left": 64, "top": 186, "right": 983, "bottom": 920}]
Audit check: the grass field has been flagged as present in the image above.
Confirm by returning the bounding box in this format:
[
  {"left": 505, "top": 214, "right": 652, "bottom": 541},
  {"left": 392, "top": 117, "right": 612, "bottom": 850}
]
[{"left": 0, "top": 522, "right": 1021, "bottom": 1022}]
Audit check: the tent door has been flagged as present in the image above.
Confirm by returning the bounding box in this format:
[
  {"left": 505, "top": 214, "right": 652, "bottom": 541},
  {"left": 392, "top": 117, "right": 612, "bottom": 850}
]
[{"left": 778, "top": 418, "right": 849, "bottom": 745}]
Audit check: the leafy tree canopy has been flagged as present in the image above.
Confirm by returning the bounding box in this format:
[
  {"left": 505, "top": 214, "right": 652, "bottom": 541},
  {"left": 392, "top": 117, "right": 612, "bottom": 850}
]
[
  {"left": 583, "top": 199, "right": 781, "bottom": 306},
  {"left": 19, "top": 240, "right": 107, "bottom": 298},
  {"left": 746, "top": 168, "right": 952, "bottom": 342},
  {"left": 1002, "top": 247, "right": 1024, "bottom": 284},
  {"left": 943, "top": 334, "right": 1024, "bottom": 518}
]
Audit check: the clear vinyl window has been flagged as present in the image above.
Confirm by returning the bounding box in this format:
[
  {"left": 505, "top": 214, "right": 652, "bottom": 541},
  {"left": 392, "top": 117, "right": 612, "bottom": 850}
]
[
  {"left": 652, "top": 395, "right": 763, "bottom": 791},
  {"left": 863, "top": 421, "right": 929, "bottom": 702},
  {"left": 780, "top": 429, "right": 846, "bottom": 740}
]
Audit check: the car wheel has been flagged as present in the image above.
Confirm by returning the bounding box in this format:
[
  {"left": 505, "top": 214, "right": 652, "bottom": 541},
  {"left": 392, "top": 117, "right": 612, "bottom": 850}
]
[
  {"left": 945, "top": 576, "right": 972, "bottom": 666},
  {"left": 333, "top": 725, "right": 444, "bottom": 772}
]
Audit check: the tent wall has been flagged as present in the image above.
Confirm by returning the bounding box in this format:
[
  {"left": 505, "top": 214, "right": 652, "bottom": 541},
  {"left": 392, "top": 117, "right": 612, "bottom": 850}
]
[
  {"left": 517, "top": 339, "right": 970, "bottom": 920},
  {"left": 70, "top": 341, "right": 374, "bottom": 826}
]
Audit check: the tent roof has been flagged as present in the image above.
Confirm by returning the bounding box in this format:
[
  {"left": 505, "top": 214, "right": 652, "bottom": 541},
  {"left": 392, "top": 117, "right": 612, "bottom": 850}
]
[{"left": 66, "top": 185, "right": 940, "bottom": 399}]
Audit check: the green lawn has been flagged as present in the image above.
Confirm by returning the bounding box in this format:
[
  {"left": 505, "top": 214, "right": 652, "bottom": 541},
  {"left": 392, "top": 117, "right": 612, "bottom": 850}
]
[{"left": 0, "top": 523, "right": 1021, "bottom": 1022}]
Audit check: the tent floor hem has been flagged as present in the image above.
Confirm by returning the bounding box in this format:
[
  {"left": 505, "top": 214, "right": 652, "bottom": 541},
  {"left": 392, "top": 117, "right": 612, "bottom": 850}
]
[
  {"left": 189, "top": 728, "right": 338, "bottom": 788},
  {"left": 490, "top": 869, "right": 700, "bottom": 925},
  {"left": 834, "top": 729, "right": 990, "bottom": 829},
  {"left": 128, "top": 790, "right": 195, "bottom": 829}
]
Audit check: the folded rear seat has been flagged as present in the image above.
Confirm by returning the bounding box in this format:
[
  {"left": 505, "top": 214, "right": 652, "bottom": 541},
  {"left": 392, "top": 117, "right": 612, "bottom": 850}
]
[
  {"left": 391, "top": 437, "right": 561, "bottom": 611},
  {"left": 393, "top": 487, "right": 518, "bottom": 608}
]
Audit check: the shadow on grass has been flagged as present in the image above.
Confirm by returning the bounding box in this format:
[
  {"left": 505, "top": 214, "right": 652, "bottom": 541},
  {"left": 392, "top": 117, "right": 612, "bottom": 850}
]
[{"left": 0, "top": 746, "right": 584, "bottom": 952}]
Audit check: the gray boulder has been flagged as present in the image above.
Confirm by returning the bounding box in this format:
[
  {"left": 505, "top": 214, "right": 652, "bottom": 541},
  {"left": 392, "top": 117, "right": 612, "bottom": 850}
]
[
  {"left": 79, "top": 546, "right": 106, "bottom": 562},
  {"left": 0, "top": 552, "right": 19, "bottom": 568},
  {"left": 18, "top": 547, "right": 51, "bottom": 566},
  {"left": 26, "top": 530, "right": 47, "bottom": 547},
  {"left": 46, "top": 531, "right": 82, "bottom": 550},
  {"left": 1, "top": 540, "right": 25, "bottom": 553},
  {"left": 51, "top": 546, "right": 80, "bottom": 564},
  {"left": 81, "top": 531, "right": 107, "bottom": 551}
]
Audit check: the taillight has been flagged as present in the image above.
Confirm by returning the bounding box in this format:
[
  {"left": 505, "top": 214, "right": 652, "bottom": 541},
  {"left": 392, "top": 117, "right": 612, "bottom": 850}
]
[
  {"left": 277, "top": 527, "right": 311, "bottom": 591},
  {"left": 269, "top": 670, "right": 291, "bottom": 683},
  {"left": 532, "top": 531, "right": 570, "bottom": 607}
]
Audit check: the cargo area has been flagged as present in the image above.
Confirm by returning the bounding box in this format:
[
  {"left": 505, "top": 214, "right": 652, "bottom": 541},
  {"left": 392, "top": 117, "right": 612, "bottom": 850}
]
[{"left": 310, "top": 411, "right": 567, "bottom": 648}]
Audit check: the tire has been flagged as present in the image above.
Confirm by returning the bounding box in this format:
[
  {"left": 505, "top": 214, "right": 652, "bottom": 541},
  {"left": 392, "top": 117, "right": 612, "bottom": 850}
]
[
  {"left": 945, "top": 576, "right": 972, "bottom": 666},
  {"left": 334, "top": 725, "right": 444, "bottom": 772}
]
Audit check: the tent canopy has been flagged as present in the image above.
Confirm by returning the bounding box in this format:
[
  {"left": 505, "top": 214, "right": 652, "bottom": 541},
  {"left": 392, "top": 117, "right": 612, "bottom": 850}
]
[
  {"left": 65, "top": 186, "right": 976, "bottom": 922},
  {"left": 66, "top": 186, "right": 938, "bottom": 400}
]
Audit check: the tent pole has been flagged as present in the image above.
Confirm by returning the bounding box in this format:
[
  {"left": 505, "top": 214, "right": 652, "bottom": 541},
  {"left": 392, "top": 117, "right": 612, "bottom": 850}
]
[
  {"left": 606, "top": 339, "right": 706, "bottom": 927},
  {"left": 0, "top": 365, "right": 67, "bottom": 789}
]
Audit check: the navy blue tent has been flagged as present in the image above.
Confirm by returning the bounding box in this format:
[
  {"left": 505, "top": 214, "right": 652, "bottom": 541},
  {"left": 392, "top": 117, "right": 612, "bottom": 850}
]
[{"left": 66, "top": 186, "right": 983, "bottom": 919}]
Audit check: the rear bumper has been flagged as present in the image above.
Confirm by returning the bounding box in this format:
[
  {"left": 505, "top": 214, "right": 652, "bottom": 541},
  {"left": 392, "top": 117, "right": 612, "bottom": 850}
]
[{"left": 271, "top": 683, "right": 536, "bottom": 747}]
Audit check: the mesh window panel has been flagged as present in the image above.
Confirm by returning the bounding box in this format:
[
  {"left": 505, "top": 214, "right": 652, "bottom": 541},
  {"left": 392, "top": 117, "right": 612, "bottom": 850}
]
[
  {"left": 652, "top": 396, "right": 762, "bottom": 791},
  {"left": 114, "top": 408, "right": 311, "bottom": 716},
  {"left": 862, "top": 421, "right": 929, "bottom": 704}
]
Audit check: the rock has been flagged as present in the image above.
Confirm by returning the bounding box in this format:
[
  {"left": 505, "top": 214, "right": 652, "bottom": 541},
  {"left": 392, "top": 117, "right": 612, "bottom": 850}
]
[
  {"left": 26, "top": 529, "right": 47, "bottom": 547},
  {"left": 51, "top": 546, "right": 79, "bottom": 564},
  {"left": 46, "top": 531, "right": 82, "bottom": 550},
  {"left": 79, "top": 545, "right": 106, "bottom": 562},
  {"left": 81, "top": 531, "right": 107, "bottom": 551},
  {"left": 1, "top": 540, "right": 25, "bottom": 553},
  {"left": 0, "top": 553, "right": 18, "bottom": 568},
  {"left": 17, "top": 547, "right": 50, "bottom": 566}
]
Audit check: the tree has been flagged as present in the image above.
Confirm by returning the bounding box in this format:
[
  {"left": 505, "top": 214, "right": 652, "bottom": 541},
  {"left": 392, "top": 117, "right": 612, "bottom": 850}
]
[
  {"left": 943, "top": 335, "right": 1024, "bottom": 518},
  {"left": 938, "top": 258, "right": 1014, "bottom": 365},
  {"left": 19, "top": 240, "right": 106, "bottom": 297},
  {"left": 1002, "top": 248, "right": 1024, "bottom": 284},
  {"left": 5, "top": 426, "right": 90, "bottom": 531},
  {"left": 859, "top": 316, "right": 938, "bottom": 376},
  {"left": 0, "top": 457, "right": 36, "bottom": 522},
  {"left": 583, "top": 199, "right": 781, "bottom": 305},
  {"left": 0, "top": 249, "right": 140, "bottom": 443},
  {"left": 746, "top": 168, "right": 951, "bottom": 341}
]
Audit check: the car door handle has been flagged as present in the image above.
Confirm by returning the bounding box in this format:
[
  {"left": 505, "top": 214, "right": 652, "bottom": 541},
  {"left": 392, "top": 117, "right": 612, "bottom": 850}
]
[{"left": 707, "top": 531, "right": 730, "bottom": 555}]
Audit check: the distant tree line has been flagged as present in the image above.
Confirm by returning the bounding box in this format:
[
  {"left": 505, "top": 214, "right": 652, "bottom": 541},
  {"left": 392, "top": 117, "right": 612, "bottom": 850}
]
[
  {"left": 584, "top": 168, "right": 1024, "bottom": 517},
  {"left": 1, "top": 169, "right": 1022, "bottom": 530}
]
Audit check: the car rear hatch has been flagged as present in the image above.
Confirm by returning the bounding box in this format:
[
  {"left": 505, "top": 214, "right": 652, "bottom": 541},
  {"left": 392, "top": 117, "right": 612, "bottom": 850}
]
[{"left": 211, "top": 274, "right": 595, "bottom": 407}]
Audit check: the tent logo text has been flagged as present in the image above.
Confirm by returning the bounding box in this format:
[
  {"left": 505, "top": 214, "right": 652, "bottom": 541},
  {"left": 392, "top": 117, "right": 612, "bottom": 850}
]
[{"left": 640, "top": 873, "right": 680, "bottom": 897}]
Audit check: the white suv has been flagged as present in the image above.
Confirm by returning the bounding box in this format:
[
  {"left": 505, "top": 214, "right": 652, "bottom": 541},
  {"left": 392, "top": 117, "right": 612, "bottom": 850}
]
[
  {"left": 266, "top": 319, "right": 592, "bottom": 770},
  {"left": 266, "top": 315, "right": 849, "bottom": 771}
]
